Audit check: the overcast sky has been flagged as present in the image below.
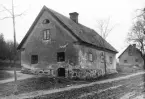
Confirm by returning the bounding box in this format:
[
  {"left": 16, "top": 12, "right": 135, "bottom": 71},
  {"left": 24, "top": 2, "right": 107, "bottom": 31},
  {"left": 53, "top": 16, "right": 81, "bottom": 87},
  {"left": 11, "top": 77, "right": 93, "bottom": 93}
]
[{"left": 0, "top": 0, "right": 145, "bottom": 51}]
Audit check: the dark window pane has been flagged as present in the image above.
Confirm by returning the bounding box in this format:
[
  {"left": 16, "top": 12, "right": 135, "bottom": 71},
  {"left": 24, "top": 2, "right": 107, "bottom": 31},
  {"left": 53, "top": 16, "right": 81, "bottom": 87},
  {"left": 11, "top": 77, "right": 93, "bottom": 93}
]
[
  {"left": 57, "top": 52, "right": 65, "bottom": 62},
  {"left": 31, "top": 55, "right": 38, "bottom": 64}
]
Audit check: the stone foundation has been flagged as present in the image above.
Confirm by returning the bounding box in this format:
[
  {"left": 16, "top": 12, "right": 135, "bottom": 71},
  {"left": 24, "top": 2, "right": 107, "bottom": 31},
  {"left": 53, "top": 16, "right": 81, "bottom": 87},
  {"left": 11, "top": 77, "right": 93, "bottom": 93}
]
[{"left": 21, "top": 66, "right": 116, "bottom": 79}]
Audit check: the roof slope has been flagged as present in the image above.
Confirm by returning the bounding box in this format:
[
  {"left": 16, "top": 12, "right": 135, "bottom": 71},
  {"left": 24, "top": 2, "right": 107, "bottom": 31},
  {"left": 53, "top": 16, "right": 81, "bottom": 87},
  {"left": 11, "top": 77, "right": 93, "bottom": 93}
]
[
  {"left": 117, "top": 45, "right": 130, "bottom": 58},
  {"left": 118, "top": 45, "right": 141, "bottom": 58},
  {"left": 17, "top": 6, "right": 118, "bottom": 53}
]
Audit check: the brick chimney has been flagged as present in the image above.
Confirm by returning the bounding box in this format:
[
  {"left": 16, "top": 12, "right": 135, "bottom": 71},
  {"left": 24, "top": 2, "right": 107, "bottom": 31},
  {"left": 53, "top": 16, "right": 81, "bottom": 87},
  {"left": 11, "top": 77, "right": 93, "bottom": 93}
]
[{"left": 69, "top": 12, "right": 79, "bottom": 23}]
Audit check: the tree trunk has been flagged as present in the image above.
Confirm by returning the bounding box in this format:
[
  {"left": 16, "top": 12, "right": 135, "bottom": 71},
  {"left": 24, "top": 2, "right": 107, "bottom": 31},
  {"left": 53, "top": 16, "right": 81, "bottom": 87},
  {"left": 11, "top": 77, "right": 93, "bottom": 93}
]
[
  {"left": 143, "top": 55, "right": 145, "bottom": 70},
  {"left": 104, "top": 52, "right": 107, "bottom": 74}
]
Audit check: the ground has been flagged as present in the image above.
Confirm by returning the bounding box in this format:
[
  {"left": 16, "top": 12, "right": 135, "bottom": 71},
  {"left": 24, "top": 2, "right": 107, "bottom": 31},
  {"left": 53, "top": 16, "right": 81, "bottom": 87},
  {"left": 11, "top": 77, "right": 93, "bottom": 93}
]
[
  {"left": 0, "top": 70, "right": 13, "bottom": 80},
  {"left": 0, "top": 65, "right": 145, "bottom": 99},
  {"left": 24, "top": 71, "right": 145, "bottom": 99}
]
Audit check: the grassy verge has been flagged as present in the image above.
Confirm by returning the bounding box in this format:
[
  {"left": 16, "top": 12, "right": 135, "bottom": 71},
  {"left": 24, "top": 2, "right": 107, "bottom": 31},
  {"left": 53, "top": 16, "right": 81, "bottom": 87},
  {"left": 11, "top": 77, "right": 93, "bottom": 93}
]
[
  {"left": 0, "top": 61, "right": 21, "bottom": 71},
  {"left": 0, "top": 70, "right": 13, "bottom": 80},
  {"left": 0, "top": 70, "right": 143, "bottom": 97},
  {"left": 0, "top": 76, "right": 89, "bottom": 97},
  {"left": 27, "top": 72, "right": 145, "bottom": 99}
]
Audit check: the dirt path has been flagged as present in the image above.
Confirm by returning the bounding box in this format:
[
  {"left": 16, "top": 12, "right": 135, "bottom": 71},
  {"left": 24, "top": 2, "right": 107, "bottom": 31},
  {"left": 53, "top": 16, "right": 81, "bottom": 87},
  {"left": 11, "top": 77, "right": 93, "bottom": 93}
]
[{"left": 1, "top": 71, "right": 145, "bottom": 99}]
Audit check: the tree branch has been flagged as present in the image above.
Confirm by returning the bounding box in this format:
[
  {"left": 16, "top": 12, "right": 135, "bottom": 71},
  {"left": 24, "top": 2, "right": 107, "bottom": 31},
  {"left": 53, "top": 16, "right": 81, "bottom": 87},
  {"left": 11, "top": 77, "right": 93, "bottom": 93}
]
[
  {"left": 14, "top": 11, "right": 26, "bottom": 18},
  {"left": 0, "top": 4, "right": 12, "bottom": 15},
  {"left": 0, "top": 16, "right": 12, "bottom": 20}
]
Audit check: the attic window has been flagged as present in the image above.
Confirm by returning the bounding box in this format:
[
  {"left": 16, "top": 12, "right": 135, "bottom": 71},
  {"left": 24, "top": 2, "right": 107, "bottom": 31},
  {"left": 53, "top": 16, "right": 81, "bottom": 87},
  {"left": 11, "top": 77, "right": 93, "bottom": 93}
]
[
  {"left": 128, "top": 47, "right": 132, "bottom": 56},
  {"left": 43, "top": 29, "right": 50, "bottom": 40},
  {"left": 43, "top": 19, "right": 50, "bottom": 24}
]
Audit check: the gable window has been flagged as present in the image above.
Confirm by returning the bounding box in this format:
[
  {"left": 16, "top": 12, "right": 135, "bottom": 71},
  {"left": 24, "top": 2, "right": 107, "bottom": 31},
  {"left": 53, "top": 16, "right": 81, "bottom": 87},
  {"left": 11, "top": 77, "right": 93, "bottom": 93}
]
[
  {"left": 124, "top": 60, "right": 127, "bottom": 63},
  {"left": 43, "top": 29, "right": 50, "bottom": 40},
  {"left": 31, "top": 55, "right": 38, "bottom": 64},
  {"left": 109, "top": 56, "right": 113, "bottom": 64},
  {"left": 42, "top": 19, "right": 50, "bottom": 24},
  {"left": 128, "top": 47, "right": 132, "bottom": 56},
  {"left": 88, "top": 53, "right": 93, "bottom": 62}
]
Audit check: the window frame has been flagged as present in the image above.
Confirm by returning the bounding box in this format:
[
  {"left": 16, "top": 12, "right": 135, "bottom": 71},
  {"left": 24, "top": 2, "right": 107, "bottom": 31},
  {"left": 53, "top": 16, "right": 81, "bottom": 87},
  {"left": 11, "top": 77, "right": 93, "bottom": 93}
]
[
  {"left": 31, "top": 55, "right": 38, "bottom": 64},
  {"left": 135, "top": 58, "right": 138, "bottom": 62},
  {"left": 42, "top": 19, "right": 50, "bottom": 24},
  {"left": 128, "top": 47, "right": 132, "bottom": 56},
  {"left": 124, "top": 60, "right": 127, "bottom": 63},
  {"left": 43, "top": 29, "right": 50, "bottom": 40},
  {"left": 88, "top": 52, "right": 93, "bottom": 62},
  {"left": 109, "top": 56, "right": 113, "bottom": 64},
  {"left": 57, "top": 52, "right": 65, "bottom": 62},
  {"left": 100, "top": 52, "right": 105, "bottom": 63}
]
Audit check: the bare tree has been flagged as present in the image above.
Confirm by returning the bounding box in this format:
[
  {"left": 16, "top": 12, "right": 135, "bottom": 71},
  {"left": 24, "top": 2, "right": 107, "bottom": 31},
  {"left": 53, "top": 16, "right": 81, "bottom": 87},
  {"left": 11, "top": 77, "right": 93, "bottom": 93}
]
[
  {"left": 127, "top": 10, "right": 145, "bottom": 68},
  {"left": 96, "top": 17, "right": 116, "bottom": 74},
  {"left": 0, "top": 0, "right": 26, "bottom": 94}
]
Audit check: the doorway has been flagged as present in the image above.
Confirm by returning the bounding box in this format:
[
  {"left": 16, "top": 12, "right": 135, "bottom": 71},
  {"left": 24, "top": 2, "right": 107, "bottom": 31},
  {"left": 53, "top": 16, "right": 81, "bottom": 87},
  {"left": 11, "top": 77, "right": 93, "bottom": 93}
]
[{"left": 57, "top": 68, "right": 65, "bottom": 77}]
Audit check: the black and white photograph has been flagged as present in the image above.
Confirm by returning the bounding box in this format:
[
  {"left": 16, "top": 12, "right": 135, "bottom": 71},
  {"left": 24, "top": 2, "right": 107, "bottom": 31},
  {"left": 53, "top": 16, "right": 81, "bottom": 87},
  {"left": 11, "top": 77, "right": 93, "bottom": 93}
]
[{"left": 0, "top": 0, "right": 145, "bottom": 99}]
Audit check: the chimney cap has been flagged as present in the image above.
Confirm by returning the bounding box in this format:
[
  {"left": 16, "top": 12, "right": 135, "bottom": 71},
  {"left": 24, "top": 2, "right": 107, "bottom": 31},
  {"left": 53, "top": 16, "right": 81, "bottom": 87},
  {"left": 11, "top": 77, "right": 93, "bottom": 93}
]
[
  {"left": 69, "top": 12, "right": 79, "bottom": 23},
  {"left": 69, "top": 12, "right": 79, "bottom": 16}
]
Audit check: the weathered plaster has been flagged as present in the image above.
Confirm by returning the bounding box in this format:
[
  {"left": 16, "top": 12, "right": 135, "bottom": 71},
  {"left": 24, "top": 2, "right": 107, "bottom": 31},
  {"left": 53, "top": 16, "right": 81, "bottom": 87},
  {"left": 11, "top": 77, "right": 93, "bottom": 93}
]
[
  {"left": 20, "top": 10, "right": 117, "bottom": 78},
  {"left": 119, "top": 46, "right": 144, "bottom": 67}
]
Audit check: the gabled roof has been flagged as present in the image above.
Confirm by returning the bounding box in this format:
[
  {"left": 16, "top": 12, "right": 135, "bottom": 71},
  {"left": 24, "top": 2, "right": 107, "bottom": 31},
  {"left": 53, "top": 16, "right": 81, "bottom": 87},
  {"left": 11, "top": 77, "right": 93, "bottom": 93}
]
[
  {"left": 117, "top": 44, "right": 141, "bottom": 58},
  {"left": 117, "top": 45, "right": 130, "bottom": 58},
  {"left": 17, "top": 6, "right": 118, "bottom": 53}
]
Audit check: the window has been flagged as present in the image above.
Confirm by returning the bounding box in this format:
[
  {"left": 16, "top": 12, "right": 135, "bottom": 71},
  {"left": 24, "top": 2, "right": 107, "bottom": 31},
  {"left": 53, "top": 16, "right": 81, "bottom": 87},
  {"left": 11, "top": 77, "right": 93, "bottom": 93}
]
[
  {"left": 42, "top": 19, "right": 50, "bottom": 24},
  {"left": 43, "top": 29, "right": 50, "bottom": 40},
  {"left": 135, "top": 59, "right": 138, "bottom": 62},
  {"left": 88, "top": 53, "right": 93, "bottom": 62},
  {"left": 109, "top": 56, "right": 113, "bottom": 64},
  {"left": 100, "top": 52, "right": 105, "bottom": 63},
  {"left": 128, "top": 47, "right": 132, "bottom": 56},
  {"left": 31, "top": 55, "right": 38, "bottom": 64},
  {"left": 57, "top": 52, "right": 65, "bottom": 62},
  {"left": 124, "top": 60, "right": 127, "bottom": 63}
]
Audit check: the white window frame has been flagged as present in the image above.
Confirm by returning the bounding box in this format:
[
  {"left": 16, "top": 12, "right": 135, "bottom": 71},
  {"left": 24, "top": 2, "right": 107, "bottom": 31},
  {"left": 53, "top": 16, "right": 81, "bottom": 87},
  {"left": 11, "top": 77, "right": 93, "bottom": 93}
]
[
  {"left": 109, "top": 56, "right": 113, "bottom": 64},
  {"left": 43, "top": 29, "right": 50, "bottom": 40},
  {"left": 88, "top": 53, "right": 93, "bottom": 62},
  {"left": 100, "top": 52, "right": 105, "bottom": 63}
]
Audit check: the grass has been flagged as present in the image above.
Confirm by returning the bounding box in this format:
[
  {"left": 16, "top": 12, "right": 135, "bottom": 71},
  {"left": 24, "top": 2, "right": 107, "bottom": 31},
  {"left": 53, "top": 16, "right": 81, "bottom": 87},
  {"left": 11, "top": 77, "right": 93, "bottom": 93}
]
[
  {"left": 27, "top": 72, "right": 145, "bottom": 99},
  {"left": 0, "top": 76, "right": 88, "bottom": 97},
  {"left": 0, "top": 69, "right": 143, "bottom": 98},
  {"left": 0, "top": 70, "right": 13, "bottom": 80},
  {"left": 0, "top": 72, "right": 129, "bottom": 97},
  {"left": 0, "top": 61, "right": 21, "bottom": 71}
]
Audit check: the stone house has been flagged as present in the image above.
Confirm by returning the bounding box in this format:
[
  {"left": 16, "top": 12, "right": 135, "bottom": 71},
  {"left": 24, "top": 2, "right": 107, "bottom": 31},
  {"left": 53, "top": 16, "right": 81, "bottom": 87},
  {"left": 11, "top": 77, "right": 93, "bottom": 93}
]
[
  {"left": 118, "top": 44, "right": 144, "bottom": 68},
  {"left": 17, "top": 6, "right": 118, "bottom": 78}
]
